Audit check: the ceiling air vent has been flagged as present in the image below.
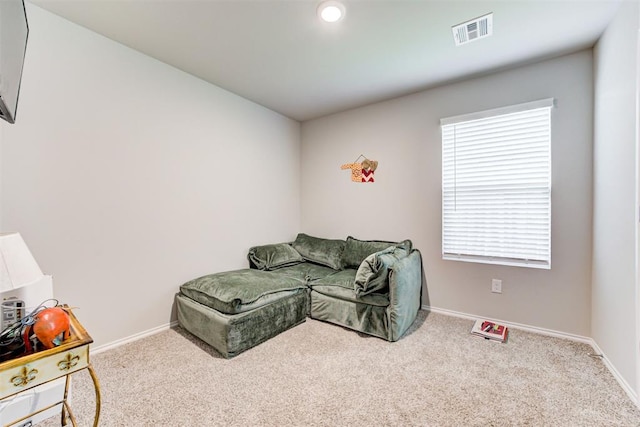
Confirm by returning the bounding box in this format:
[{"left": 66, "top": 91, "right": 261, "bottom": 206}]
[{"left": 452, "top": 13, "right": 493, "bottom": 46}]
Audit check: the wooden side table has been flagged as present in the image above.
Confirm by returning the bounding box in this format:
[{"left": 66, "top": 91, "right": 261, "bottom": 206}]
[{"left": 0, "top": 307, "right": 100, "bottom": 427}]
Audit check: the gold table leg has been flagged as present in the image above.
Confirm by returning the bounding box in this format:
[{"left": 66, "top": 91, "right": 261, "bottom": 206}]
[
  {"left": 61, "top": 374, "right": 70, "bottom": 426},
  {"left": 59, "top": 364, "right": 100, "bottom": 427},
  {"left": 87, "top": 363, "right": 101, "bottom": 427},
  {"left": 62, "top": 400, "right": 78, "bottom": 426}
]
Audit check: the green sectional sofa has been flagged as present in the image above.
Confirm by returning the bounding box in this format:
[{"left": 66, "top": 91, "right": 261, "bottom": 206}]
[{"left": 175, "top": 233, "right": 423, "bottom": 358}]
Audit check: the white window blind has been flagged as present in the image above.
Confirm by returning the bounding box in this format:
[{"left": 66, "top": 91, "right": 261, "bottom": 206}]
[{"left": 441, "top": 99, "right": 553, "bottom": 269}]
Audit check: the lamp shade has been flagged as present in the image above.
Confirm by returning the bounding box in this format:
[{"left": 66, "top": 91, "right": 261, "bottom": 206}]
[{"left": 0, "top": 233, "right": 43, "bottom": 292}]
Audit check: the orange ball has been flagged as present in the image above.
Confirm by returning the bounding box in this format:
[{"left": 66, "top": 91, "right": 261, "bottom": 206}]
[{"left": 33, "top": 307, "right": 70, "bottom": 349}]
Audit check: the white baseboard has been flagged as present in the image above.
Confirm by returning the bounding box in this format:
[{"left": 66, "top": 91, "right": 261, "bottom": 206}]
[
  {"left": 423, "top": 305, "right": 638, "bottom": 406},
  {"left": 423, "top": 305, "right": 592, "bottom": 343},
  {"left": 91, "top": 320, "right": 179, "bottom": 355},
  {"left": 588, "top": 339, "right": 638, "bottom": 405}
]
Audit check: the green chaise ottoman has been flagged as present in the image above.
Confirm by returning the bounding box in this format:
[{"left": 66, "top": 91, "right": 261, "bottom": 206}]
[{"left": 176, "top": 269, "right": 309, "bottom": 358}]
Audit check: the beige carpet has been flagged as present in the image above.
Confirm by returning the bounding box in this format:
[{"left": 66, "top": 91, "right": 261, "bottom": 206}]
[{"left": 39, "top": 311, "right": 640, "bottom": 426}]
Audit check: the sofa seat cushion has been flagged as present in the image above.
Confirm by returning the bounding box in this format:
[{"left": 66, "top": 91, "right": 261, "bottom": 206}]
[
  {"left": 180, "top": 269, "right": 307, "bottom": 315},
  {"left": 270, "top": 262, "right": 336, "bottom": 282},
  {"left": 310, "top": 269, "right": 390, "bottom": 308},
  {"left": 311, "top": 269, "right": 358, "bottom": 289},
  {"left": 312, "top": 286, "right": 389, "bottom": 307}
]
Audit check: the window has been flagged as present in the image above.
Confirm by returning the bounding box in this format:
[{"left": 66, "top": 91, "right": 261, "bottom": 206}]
[{"left": 441, "top": 98, "right": 553, "bottom": 269}]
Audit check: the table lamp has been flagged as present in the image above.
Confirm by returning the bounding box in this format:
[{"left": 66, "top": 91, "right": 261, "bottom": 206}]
[
  {"left": 0, "top": 233, "right": 53, "bottom": 323},
  {"left": 0, "top": 233, "right": 63, "bottom": 425},
  {"left": 0, "top": 233, "right": 44, "bottom": 292}
]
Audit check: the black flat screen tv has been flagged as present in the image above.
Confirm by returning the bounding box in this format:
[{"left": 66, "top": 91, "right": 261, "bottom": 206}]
[{"left": 0, "top": 0, "right": 28, "bottom": 124}]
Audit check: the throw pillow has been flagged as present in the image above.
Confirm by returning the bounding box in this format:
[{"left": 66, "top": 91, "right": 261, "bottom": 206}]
[
  {"left": 247, "top": 243, "right": 304, "bottom": 270},
  {"left": 292, "top": 233, "right": 346, "bottom": 270},
  {"left": 354, "top": 246, "right": 409, "bottom": 296}
]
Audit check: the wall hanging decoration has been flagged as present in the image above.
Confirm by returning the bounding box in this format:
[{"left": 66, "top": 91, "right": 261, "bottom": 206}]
[{"left": 341, "top": 154, "right": 378, "bottom": 183}]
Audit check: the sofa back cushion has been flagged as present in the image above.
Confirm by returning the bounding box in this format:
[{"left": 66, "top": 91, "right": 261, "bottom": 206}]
[
  {"left": 292, "top": 233, "right": 345, "bottom": 270},
  {"left": 248, "top": 243, "right": 304, "bottom": 270},
  {"left": 342, "top": 236, "right": 413, "bottom": 268},
  {"left": 354, "top": 246, "right": 410, "bottom": 296}
]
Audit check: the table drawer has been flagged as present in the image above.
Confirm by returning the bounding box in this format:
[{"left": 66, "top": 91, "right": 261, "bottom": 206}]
[{"left": 0, "top": 345, "right": 89, "bottom": 400}]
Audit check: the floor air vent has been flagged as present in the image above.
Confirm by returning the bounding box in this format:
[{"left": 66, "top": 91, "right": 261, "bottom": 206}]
[{"left": 452, "top": 13, "right": 493, "bottom": 46}]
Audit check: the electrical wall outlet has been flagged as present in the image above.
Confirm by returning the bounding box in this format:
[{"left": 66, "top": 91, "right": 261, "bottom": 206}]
[{"left": 491, "top": 279, "right": 502, "bottom": 293}]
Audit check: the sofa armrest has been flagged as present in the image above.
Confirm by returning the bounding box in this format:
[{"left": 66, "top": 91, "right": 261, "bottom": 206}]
[{"left": 387, "top": 250, "right": 422, "bottom": 341}]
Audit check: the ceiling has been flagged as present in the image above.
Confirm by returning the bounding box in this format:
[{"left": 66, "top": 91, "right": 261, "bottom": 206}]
[{"left": 30, "top": 0, "right": 622, "bottom": 122}]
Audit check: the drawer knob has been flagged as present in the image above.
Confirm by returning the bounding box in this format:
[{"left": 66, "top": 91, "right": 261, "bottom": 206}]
[
  {"left": 10, "top": 366, "right": 38, "bottom": 387},
  {"left": 58, "top": 353, "right": 80, "bottom": 371}
]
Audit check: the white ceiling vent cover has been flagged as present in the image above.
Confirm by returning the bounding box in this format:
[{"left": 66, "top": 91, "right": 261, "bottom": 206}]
[{"left": 452, "top": 13, "right": 493, "bottom": 46}]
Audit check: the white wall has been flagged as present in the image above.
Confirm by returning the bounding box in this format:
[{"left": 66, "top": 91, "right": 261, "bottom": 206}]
[
  {"left": 302, "top": 51, "right": 594, "bottom": 337},
  {"left": 592, "top": 0, "right": 639, "bottom": 396},
  {"left": 0, "top": 5, "right": 301, "bottom": 346}
]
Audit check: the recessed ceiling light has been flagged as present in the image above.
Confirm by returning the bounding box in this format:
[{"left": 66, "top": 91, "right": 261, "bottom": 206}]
[{"left": 317, "top": 1, "right": 345, "bottom": 23}]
